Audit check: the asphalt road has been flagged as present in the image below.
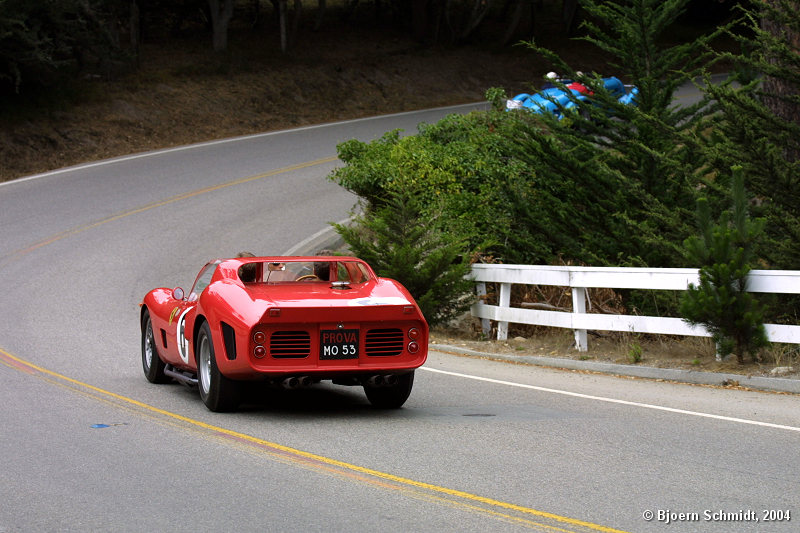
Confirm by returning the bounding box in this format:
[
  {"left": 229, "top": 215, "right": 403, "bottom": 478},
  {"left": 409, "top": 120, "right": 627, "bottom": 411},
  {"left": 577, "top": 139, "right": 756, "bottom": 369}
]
[{"left": 1, "top": 102, "right": 798, "bottom": 533}]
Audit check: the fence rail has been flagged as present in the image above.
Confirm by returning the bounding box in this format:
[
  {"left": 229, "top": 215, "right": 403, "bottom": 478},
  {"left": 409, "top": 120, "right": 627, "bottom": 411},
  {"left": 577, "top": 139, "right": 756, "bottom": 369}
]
[{"left": 470, "top": 264, "right": 800, "bottom": 351}]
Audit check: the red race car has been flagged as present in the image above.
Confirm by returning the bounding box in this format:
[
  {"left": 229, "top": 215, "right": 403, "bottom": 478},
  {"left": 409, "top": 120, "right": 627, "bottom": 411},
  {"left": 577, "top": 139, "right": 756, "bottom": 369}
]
[{"left": 140, "top": 256, "right": 428, "bottom": 411}]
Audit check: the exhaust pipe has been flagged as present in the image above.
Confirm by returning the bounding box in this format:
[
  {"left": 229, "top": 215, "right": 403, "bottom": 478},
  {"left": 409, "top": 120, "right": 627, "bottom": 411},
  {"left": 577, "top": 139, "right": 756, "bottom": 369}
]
[
  {"left": 366, "top": 375, "right": 384, "bottom": 387},
  {"left": 298, "top": 376, "right": 313, "bottom": 388},
  {"left": 281, "top": 377, "right": 300, "bottom": 389},
  {"left": 365, "top": 375, "right": 398, "bottom": 387}
]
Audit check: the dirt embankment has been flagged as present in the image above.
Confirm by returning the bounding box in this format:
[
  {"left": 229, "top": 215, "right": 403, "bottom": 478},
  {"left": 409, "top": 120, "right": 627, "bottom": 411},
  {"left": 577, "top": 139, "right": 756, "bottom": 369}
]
[{"left": 1, "top": 21, "right": 586, "bottom": 183}]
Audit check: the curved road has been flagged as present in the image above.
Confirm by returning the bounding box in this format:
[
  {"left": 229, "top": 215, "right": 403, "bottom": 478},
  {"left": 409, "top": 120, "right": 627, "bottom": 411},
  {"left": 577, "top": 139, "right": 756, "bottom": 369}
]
[{"left": 1, "top": 104, "right": 798, "bottom": 533}]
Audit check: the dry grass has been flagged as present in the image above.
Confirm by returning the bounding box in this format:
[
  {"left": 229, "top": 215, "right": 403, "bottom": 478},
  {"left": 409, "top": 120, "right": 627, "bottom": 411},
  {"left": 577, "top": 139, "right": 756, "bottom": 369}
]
[{"left": 431, "top": 320, "right": 799, "bottom": 377}]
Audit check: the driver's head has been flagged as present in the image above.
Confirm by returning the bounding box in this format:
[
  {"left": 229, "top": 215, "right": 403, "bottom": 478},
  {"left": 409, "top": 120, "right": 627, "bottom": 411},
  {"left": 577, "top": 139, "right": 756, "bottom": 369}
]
[
  {"left": 313, "top": 261, "right": 330, "bottom": 281},
  {"left": 236, "top": 251, "right": 256, "bottom": 282}
]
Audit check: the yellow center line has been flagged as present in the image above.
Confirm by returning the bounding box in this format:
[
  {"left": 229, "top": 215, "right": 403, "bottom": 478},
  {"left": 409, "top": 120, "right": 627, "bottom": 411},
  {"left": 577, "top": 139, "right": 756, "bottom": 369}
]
[
  {"left": 0, "top": 346, "right": 630, "bottom": 533},
  {"left": 1, "top": 156, "right": 338, "bottom": 265}
]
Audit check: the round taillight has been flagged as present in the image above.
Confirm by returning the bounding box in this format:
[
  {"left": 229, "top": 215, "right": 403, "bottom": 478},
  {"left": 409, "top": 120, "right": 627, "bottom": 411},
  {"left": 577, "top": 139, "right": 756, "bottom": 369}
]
[
  {"left": 253, "top": 331, "right": 266, "bottom": 344},
  {"left": 408, "top": 328, "right": 419, "bottom": 340},
  {"left": 407, "top": 341, "right": 419, "bottom": 354},
  {"left": 254, "top": 345, "right": 266, "bottom": 358}
]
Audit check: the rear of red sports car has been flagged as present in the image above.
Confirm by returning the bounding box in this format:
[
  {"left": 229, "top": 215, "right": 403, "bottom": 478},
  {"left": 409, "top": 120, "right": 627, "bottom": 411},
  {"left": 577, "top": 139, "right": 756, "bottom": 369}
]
[
  {"left": 243, "top": 300, "right": 427, "bottom": 376},
  {"left": 212, "top": 277, "right": 428, "bottom": 377},
  {"left": 185, "top": 257, "right": 428, "bottom": 411}
]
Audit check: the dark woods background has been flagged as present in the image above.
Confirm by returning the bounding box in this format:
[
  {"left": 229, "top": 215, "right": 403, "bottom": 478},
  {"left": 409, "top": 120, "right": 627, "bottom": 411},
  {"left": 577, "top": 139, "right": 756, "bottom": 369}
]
[{"left": 0, "top": 0, "right": 737, "bottom": 100}]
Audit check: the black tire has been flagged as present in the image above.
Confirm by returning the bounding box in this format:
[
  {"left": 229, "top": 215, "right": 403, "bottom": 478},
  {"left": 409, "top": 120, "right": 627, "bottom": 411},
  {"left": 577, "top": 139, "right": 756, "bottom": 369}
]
[
  {"left": 141, "top": 310, "right": 169, "bottom": 384},
  {"left": 363, "top": 371, "right": 414, "bottom": 409},
  {"left": 196, "top": 321, "right": 240, "bottom": 412}
]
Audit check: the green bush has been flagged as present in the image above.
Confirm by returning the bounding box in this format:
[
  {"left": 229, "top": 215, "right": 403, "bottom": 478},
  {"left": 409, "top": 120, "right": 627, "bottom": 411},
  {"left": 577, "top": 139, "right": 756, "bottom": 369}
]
[{"left": 330, "top": 110, "right": 534, "bottom": 262}]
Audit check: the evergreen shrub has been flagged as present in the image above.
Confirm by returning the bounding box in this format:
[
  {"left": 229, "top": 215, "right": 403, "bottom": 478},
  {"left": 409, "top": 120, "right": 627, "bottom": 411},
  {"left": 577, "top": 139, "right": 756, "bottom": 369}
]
[
  {"left": 334, "top": 188, "right": 475, "bottom": 326},
  {"left": 680, "top": 167, "right": 769, "bottom": 363}
]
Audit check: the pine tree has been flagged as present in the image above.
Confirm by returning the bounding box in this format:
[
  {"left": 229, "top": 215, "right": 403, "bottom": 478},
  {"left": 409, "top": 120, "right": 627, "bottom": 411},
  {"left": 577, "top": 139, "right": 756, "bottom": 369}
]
[
  {"left": 511, "top": 0, "right": 722, "bottom": 270},
  {"left": 702, "top": 0, "right": 800, "bottom": 269},
  {"left": 680, "top": 167, "right": 769, "bottom": 363},
  {"left": 333, "top": 188, "right": 475, "bottom": 326}
]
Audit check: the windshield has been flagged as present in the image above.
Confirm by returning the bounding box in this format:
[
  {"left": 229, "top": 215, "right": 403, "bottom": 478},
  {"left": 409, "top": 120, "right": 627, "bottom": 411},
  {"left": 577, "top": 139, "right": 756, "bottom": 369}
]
[
  {"left": 190, "top": 261, "right": 220, "bottom": 300},
  {"left": 239, "top": 260, "right": 372, "bottom": 284}
]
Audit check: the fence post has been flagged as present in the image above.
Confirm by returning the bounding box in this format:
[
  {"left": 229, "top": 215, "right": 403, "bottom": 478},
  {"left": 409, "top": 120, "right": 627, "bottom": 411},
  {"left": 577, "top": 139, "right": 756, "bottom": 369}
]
[
  {"left": 497, "top": 282, "right": 511, "bottom": 340},
  {"left": 476, "top": 282, "right": 491, "bottom": 336},
  {"left": 572, "top": 286, "right": 588, "bottom": 351}
]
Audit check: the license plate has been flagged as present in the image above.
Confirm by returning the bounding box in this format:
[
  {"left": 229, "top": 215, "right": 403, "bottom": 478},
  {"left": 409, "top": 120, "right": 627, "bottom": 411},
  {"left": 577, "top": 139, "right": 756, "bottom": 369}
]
[{"left": 319, "top": 329, "right": 359, "bottom": 360}]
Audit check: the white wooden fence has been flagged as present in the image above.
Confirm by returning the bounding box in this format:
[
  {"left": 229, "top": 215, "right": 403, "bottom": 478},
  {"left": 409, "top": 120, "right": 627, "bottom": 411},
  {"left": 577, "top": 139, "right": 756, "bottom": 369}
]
[{"left": 471, "top": 265, "right": 800, "bottom": 352}]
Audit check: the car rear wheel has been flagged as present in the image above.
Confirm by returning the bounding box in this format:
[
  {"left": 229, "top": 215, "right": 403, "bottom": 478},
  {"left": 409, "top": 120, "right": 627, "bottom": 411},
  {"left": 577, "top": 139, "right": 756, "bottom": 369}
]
[
  {"left": 141, "top": 310, "right": 169, "bottom": 384},
  {"left": 363, "top": 371, "right": 414, "bottom": 409},
  {"left": 197, "top": 321, "right": 240, "bottom": 412}
]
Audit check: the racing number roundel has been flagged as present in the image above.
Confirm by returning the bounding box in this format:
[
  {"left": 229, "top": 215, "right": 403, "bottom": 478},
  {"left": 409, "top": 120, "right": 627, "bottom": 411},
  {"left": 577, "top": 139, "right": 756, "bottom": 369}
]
[{"left": 176, "top": 307, "right": 193, "bottom": 364}]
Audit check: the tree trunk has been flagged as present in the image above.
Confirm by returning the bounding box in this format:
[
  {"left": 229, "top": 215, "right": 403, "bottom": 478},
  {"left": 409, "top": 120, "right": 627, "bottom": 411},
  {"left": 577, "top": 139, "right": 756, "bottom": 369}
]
[
  {"left": 291, "top": 0, "right": 303, "bottom": 46},
  {"left": 249, "top": 0, "right": 261, "bottom": 28},
  {"left": 130, "top": 0, "right": 140, "bottom": 64},
  {"left": 279, "top": 0, "right": 288, "bottom": 52},
  {"left": 130, "top": 1, "right": 140, "bottom": 50},
  {"left": 411, "top": 0, "right": 429, "bottom": 41},
  {"left": 314, "top": 0, "right": 326, "bottom": 31},
  {"left": 562, "top": 0, "right": 578, "bottom": 33},
  {"left": 458, "top": 0, "right": 492, "bottom": 41},
  {"left": 208, "top": 0, "right": 235, "bottom": 52},
  {"left": 761, "top": 0, "right": 800, "bottom": 160},
  {"left": 500, "top": 0, "right": 531, "bottom": 45}
]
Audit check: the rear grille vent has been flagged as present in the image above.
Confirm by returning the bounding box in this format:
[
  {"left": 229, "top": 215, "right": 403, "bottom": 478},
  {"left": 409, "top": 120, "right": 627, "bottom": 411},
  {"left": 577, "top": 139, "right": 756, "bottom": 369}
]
[
  {"left": 365, "top": 328, "right": 404, "bottom": 356},
  {"left": 270, "top": 331, "right": 311, "bottom": 358}
]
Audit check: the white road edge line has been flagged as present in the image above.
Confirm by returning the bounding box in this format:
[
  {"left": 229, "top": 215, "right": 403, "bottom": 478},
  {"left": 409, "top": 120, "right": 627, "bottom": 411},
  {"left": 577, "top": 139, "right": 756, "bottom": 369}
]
[{"left": 420, "top": 366, "right": 800, "bottom": 433}]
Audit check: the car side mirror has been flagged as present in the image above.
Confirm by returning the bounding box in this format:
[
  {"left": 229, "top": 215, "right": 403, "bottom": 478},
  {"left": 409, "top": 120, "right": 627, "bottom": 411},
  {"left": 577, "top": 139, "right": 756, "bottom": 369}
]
[{"left": 172, "top": 287, "right": 185, "bottom": 300}]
